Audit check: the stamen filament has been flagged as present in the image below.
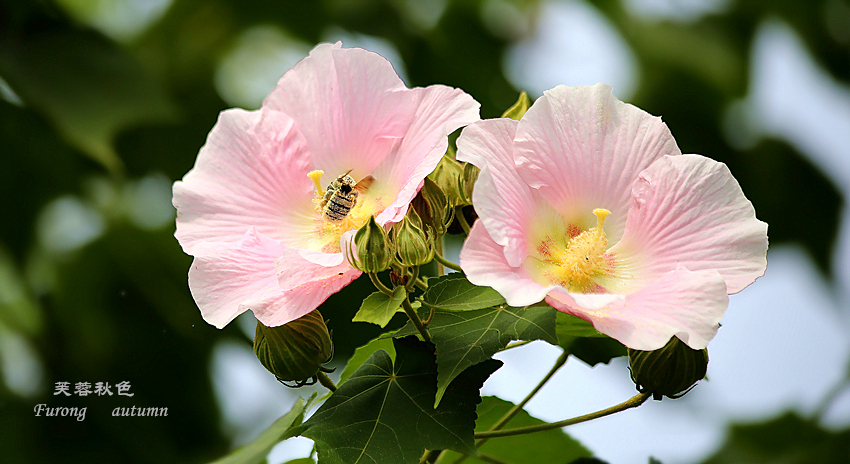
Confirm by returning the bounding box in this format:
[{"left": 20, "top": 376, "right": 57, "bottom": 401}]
[{"left": 307, "top": 170, "right": 325, "bottom": 198}]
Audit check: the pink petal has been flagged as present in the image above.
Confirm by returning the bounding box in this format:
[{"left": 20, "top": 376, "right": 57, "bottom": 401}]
[
  {"left": 264, "top": 43, "right": 413, "bottom": 181},
  {"left": 173, "top": 109, "right": 317, "bottom": 253},
  {"left": 547, "top": 267, "right": 729, "bottom": 350},
  {"left": 513, "top": 84, "right": 681, "bottom": 242},
  {"left": 610, "top": 155, "right": 768, "bottom": 294},
  {"left": 460, "top": 221, "right": 553, "bottom": 306},
  {"left": 374, "top": 85, "right": 480, "bottom": 224},
  {"left": 188, "top": 228, "right": 360, "bottom": 329},
  {"left": 457, "top": 118, "right": 535, "bottom": 267}
]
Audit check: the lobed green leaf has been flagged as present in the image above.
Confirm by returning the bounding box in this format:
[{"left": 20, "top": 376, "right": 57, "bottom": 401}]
[
  {"left": 300, "top": 337, "right": 501, "bottom": 464},
  {"left": 397, "top": 304, "right": 557, "bottom": 407},
  {"left": 422, "top": 273, "right": 505, "bottom": 311}
]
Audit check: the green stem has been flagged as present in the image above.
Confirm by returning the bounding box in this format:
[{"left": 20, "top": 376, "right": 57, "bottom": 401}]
[
  {"left": 435, "top": 236, "right": 445, "bottom": 275},
  {"left": 418, "top": 449, "right": 440, "bottom": 464},
  {"left": 434, "top": 252, "right": 463, "bottom": 272},
  {"left": 401, "top": 297, "right": 431, "bottom": 342},
  {"left": 455, "top": 206, "right": 471, "bottom": 235},
  {"left": 502, "top": 340, "right": 532, "bottom": 351},
  {"left": 454, "top": 351, "right": 569, "bottom": 464},
  {"left": 489, "top": 351, "right": 568, "bottom": 431},
  {"left": 368, "top": 272, "right": 393, "bottom": 296},
  {"left": 415, "top": 277, "right": 429, "bottom": 291},
  {"left": 473, "top": 392, "right": 651, "bottom": 439},
  {"left": 316, "top": 371, "right": 337, "bottom": 392},
  {"left": 406, "top": 266, "right": 420, "bottom": 292}
]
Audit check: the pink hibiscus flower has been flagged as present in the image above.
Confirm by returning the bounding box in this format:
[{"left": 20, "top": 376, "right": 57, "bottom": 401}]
[
  {"left": 458, "top": 84, "right": 767, "bottom": 350},
  {"left": 173, "top": 43, "right": 479, "bottom": 328}
]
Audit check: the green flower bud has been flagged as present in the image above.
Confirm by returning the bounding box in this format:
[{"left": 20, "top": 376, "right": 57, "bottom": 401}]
[
  {"left": 501, "top": 91, "right": 531, "bottom": 121},
  {"left": 254, "top": 310, "right": 333, "bottom": 384},
  {"left": 459, "top": 161, "right": 480, "bottom": 206},
  {"left": 394, "top": 208, "right": 434, "bottom": 267},
  {"left": 629, "top": 337, "right": 709, "bottom": 400},
  {"left": 428, "top": 150, "right": 466, "bottom": 208},
  {"left": 414, "top": 177, "right": 453, "bottom": 235},
  {"left": 350, "top": 216, "right": 391, "bottom": 273}
]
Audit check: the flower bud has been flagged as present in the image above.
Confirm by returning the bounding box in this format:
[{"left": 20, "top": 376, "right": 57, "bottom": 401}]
[
  {"left": 350, "top": 216, "right": 392, "bottom": 273},
  {"left": 629, "top": 337, "right": 709, "bottom": 400},
  {"left": 459, "top": 161, "right": 480, "bottom": 206},
  {"left": 501, "top": 91, "right": 530, "bottom": 121},
  {"left": 414, "top": 177, "right": 453, "bottom": 235},
  {"left": 394, "top": 208, "right": 434, "bottom": 267},
  {"left": 428, "top": 150, "right": 466, "bottom": 208},
  {"left": 254, "top": 310, "right": 333, "bottom": 383}
]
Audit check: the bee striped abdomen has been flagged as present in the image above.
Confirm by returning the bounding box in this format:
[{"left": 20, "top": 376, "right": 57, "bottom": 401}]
[
  {"left": 321, "top": 174, "right": 359, "bottom": 223},
  {"left": 324, "top": 191, "right": 358, "bottom": 222}
]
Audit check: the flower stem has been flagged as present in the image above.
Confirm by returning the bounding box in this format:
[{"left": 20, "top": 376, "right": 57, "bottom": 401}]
[
  {"left": 434, "top": 252, "right": 462, "bottom": 272},
  {"left": 453, "top": 351, "right": 569, "bottom": 464},
  {"left": 368, "top": 272, "right": 393, "bottom": 296},
  {"left": 317, "top": 371, "right": 337, "bottom": 392},
  {"left": 406, "top": 266, "right": 420, "bottom": 292},
  {"left": 435, "top": 236, "right": 444, "bottom": 275},
  {"left": 401, "top": 297, "right": 431, "bottom": 342},
  {"left": 418, "top": 449, "right": 440, "bottom": 464},
  {"left": 455, "top": 206, "right": 471, "bottom": 235},
  {"left": 473, "top": 392, "right": 651, "bottom": 439},
  {"left": 415, "top": 277, "right": 429, "bottom": 291}
]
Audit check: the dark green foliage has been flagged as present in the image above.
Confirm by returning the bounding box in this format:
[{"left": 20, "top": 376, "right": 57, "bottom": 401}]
[
  {"left": 300, "top": 337, "right": 501, "bottom": 464},
  {"left": 436, "top": 396, "right": 592, "bottom": 464},
  {"left": 422, "top": 273, "right": 506, "bottom": 311},
  {"left": 398, "top": 283, "right": 557, "bottom": 406}
]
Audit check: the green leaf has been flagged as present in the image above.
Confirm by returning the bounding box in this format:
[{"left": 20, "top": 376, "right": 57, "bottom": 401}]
[
  {"left": 299, "top": 337, "right": 502, "bottom": 464},
  {"left": 338, "top": 336, "right": 396, "bottom": 384},
  {"left": 397, "top": 304, "right": 557, "bottom": 407},
  {"left": 422, "top": 273, "right": 505, "bottom": 311},
  {"left": 500, "top": 91, "right": 530, "bottom": 120},
  {"left": 436, "top": 396, "right": 592, "bottom": 464},
  {"left": 556, "top": 312, "right": 626, "bottom": 366},
  {"left": 211, "top": 395, "right": 315, "bottom": 464},
  {"left": 282, "top": 459, "right": 316, "bottom": 464},
  {"left": 352, "top": 287, "right": 406, "bottom": 327}
]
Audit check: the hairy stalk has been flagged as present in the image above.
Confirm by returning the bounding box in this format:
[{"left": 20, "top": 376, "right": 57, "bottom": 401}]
[
  {"left": 434, "top": 252, "right": 463, "bottom": 272},
  {"left": 406, "top": 266, "right": 420, "bottom": 292},
  {"left": 401, "top": 297, "right": 431, "bottom": 342},
  {"left": 453, "top": 351, "right": 569, "bottom": 464},
  {"left": 455, "top": 206, "right": 471, "bottom": 235},
  {"left": 316, "top": 371, "right": 337, "bottom": 392},
  {"left": 473, "top": 392, "right": 651, "bottom": 439},
  {"left": 435, "top": 236, "right": 445, "bottom": 275},
  {"left": 368, "top": 272, "right": 393, "bottom": 296}
]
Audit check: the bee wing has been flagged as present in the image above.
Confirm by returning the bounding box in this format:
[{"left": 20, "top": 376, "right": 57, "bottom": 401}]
[{"left": 354, "top": 175, "right": 375, "bottom": 193}]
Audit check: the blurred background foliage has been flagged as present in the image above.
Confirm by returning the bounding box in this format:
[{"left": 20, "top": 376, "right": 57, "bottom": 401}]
[{"left": 0, "top": 0, "right": 847, "bottom": 463}]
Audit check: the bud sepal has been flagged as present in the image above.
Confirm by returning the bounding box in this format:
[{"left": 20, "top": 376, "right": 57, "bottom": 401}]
[{"left": 628, "top": 336, "right": 709, "bottom": 400}]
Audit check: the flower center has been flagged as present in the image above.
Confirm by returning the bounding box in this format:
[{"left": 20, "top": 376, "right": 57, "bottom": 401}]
[
  {"left": 307, "top": 170, "right": 375, "bottom": 253},
  {"left": 535, "top": 208, "right": 613, "bottom": 293}
]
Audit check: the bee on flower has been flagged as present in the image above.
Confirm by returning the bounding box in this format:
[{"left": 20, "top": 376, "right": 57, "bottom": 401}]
[{"left": 173, "top": 43, "right": 479, "bottom": 329}]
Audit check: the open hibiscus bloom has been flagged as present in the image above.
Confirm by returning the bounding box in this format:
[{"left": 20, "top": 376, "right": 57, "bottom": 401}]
[
  {"left": 458, "top": 84, "right": 767, "bottom": 350},
  {"left": 173, "top": 43, "right": 479, "bottom": 328}
]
